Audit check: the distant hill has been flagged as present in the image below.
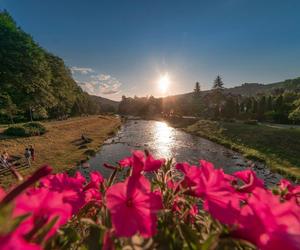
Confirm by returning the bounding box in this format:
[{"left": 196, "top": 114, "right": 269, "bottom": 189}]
[
  {"left": 164, "top": 77, "right": 300, "bottom": 101},
  {"left": 90, "top": 95, "right": 119, "bottom": 113},
  {"left": 224, "top": 77, "right": 300, "bottom": 96}
]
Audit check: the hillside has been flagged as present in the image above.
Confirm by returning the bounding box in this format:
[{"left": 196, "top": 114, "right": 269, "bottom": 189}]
[
  {"left": 0, "top": 10, "right": 101, "bottom": 122},
  {"left": 90, "top": 95, "right": 119, "bottom": 113},
  {"left": 225, "top": 77, "right": 300, "bottom": 96},
  {"left": 165, "top": 77, "right": 300, "bottom": 101}
]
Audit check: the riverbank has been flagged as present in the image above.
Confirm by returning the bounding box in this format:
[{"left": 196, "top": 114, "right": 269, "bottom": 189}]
[
  {"left": 0, "top": 115, "right": 121, "bottom": 188},
  {"left": 172, "top": 119, "right": 300, "bottom": 180}
]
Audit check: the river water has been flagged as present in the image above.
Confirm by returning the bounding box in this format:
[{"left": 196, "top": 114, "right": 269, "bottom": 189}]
[{"left": 80, "top": 119, "right": 282, "bottom": 185}]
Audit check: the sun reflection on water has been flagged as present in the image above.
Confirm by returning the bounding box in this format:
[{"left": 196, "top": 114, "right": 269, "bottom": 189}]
[{"left": 152, "top": 121, "right": 174, "bottom": 158}]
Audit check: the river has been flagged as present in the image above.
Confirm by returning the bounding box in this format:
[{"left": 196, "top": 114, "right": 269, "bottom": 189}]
[{"left": 80, "top": 119, "right": 282, "bottom": 185}]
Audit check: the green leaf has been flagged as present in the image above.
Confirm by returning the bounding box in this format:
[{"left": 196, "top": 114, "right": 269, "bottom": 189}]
[
  {"left": 83, "top": 225, "right": 102, "bottom": 250},
  {"left": 179, "top": 223, "right": 201, "bottom": 250},
  {"left": 9, "top": 213, "right": 31, "bottom": 232},
  {"left": 34, "top": 216, "right": 59, "bottom": 244},
  {"left": 201, "top": 233, "right": 219, "bottom": 250}
]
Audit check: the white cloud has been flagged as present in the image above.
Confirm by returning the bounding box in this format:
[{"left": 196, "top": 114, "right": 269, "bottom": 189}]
[
  {"left": 71, "top": 66, "right": 94, "bottom": 75},
  {"left": 77, "top": 73, "right": 122, "bottom": 96}
]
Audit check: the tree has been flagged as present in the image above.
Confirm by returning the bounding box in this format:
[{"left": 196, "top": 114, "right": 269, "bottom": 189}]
[
  {"left": 0, "top": 93, "right": 18, "bottom": 123},
  {"left": 0, "top": 10, "right": 98, "bottom": 122},
  {"left": 193, "top": 82, "right": 201, "bottom": 97},
  {"left": 210, "top": 76, "right": 225, "bottom": 118},
  {"left": 212, "top": 75, "right": 224, "bottom": 90},
  {"left": 257, "top": 95, "right": 266, "bottom": 120},
  {"left": 288, "top": 99, "right": 300, "bottom": 123}
]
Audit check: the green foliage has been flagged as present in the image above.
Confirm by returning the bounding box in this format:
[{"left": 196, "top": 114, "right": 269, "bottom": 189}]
[
  {"left": 119, "top": 95, "right": 163, "bottom": 116},
  {"left": 0, "top": 11, "right": 101, "bottom": 122},
  {"left": 24, "top": 122, "right": 47, "bottom": 134},
  {"left": 186, "top": 120, "right": 300, "bottom": 179},
  {"left": 212, "top": 75, "right": 224, "bottom": 90},
  {"left": 194, "top": 82, "right": 201, "bottom": 97},
  {"left": 0, "top": 93, "right": 18, "bottom": 123},
  {"left": 3, "top": 122, "right": 46, "bottom": 137},
  {"left": 3, "top": 126, "right": 27, "bottom": 137}
]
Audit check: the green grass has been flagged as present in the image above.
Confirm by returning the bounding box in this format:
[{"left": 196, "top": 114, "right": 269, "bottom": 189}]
[
  {"left": 185, "top": 120, "right": 300, "bottom": 181},
  {"left": 0, "top": 116, "right": 121, "bottom": 189}
]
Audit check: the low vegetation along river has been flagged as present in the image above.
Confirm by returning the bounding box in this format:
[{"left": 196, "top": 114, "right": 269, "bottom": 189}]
[{"left": 81, "top": 119, "right": 282, "bottom": 186}]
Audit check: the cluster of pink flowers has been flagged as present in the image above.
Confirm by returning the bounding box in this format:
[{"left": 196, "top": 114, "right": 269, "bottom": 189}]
[
  {"left": 0, "top": 166, "right": 104, "bottom": 249},
  {"left": 175, "top": 160, "right": 300, "bottom": 249},
  {"left": 0, "top": 150, "right": 300, "bottom": 250}
]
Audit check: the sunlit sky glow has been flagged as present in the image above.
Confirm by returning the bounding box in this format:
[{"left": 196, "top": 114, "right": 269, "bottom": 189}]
[{"left": 1, "top": 0, "right": 300, "bottom": 100}]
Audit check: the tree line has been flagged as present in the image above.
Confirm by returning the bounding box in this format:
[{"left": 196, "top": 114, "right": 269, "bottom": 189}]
[
  {"left": 0, "top": 10, "right": 101, "bottom": 123},
  {"left": 192, "top": 76, "right": 300, "bottom": 124},
  {"left": 118, "top": 75, "right": 300, "bottom": 124}
]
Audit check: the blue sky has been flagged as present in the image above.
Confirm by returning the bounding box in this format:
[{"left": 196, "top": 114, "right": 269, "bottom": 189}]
[{"left": 1, "top": 0, "right": 300, "bottom": 100}]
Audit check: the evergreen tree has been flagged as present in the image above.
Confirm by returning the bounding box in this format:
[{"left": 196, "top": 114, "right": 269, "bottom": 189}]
[
  {"left": 212, "top": 75, "right": 224, "bottom": 90},
  {"left": 193, "top": 82, "right": 201, "bottom": 97}
]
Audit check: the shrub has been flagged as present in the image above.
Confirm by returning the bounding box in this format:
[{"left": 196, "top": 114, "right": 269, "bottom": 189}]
[
  {"left": 3, "top": 122, "right": 46, "bottom": 137},
  {"left": 3, "top": 126, "right": 27, "bottom": 136},
  {"left": 24, "top": 122, "right": 46, "bottom": 135}
]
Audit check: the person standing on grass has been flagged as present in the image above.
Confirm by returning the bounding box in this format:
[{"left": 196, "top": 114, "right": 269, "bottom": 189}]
[
  {"left": 0, "top": 151, "right": 10, "bottom": 169},
  {"left": 24, "top": 148, "right": 31, "bottom": 167},
  {"left": 29, "top": 145, "right": 35, "bottom": 161}
]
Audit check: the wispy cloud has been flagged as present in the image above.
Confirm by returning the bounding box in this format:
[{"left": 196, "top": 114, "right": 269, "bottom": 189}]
[
  {"left": 76, "top": 73, "right": 122, "bottom": 96},
  {"left": 71, "top": 66, "right": 94, "bottom": 75}
]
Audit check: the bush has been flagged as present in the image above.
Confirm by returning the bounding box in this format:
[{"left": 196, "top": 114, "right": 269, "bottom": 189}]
[
  {"left": 3, "top": 122, "right": 46, "bottom": 137},
  {"left": 3, "top": 126, "right": 27, "bottom": 136},
  {"left": 24, "top": 122, "right": 47, "bottom": 135}
]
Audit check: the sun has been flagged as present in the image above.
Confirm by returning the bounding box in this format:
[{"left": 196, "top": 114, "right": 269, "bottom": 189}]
[{"left": 158, "top": 73, "right": 170, "bottom": 93}]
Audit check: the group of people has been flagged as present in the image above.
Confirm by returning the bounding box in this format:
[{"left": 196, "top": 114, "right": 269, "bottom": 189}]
[
  {"left": 0, "top": 145, "right": 35, "bottom": 170},
  {"left": 24, "top": 145, "right": 35, "bottom": 167}
]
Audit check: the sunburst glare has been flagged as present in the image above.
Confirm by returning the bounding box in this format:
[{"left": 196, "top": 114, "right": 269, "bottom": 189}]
[{"left": 158, "top": 73, "right": 170, "bottom": 93}]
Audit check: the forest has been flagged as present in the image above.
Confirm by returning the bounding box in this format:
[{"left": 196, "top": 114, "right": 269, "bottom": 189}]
[{"left": 0, "top": 10, "right": 102, "bottom": 123}]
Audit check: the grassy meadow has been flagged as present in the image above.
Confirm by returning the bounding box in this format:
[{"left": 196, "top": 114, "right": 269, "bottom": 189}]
[
  {"left": 0, "top": 115, "right": 121, "bottom": 188},
  {"left": 183, "top": 120, "right": 300, "bottom": 180}
]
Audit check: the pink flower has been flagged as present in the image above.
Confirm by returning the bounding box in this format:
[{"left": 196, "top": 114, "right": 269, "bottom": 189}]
[
  {"left": 0, "top": 233, "right": 41, "bottom": 250},
  {"left": 188, "top": 204, "right": 198, "bottom": 223},
  {"left": 40, "top": 171, "right": 91, "bottom": 213},
  {"left": 171, "top": 196, "right": 185, "bottom": 212},
  {"left": 105, "top": 175, "right": 163, "bottom": 237},
  {"left": 40, "top": 171, "right": 85, "bottom": 192},
  {"left": 84, "top": 188, "right": 102, "bottom": 205},
  {"left": 176, "top": 160, "right": 240, "bottom": 225},
  {"left": 1, "top": 165, "right": 52, "bottom": 206},
  {"left": 0, "top": 187, "right": 6, "bottom": 201},
  {"left": 81, "top": 172, "right": 104, "bottom": 206},
  {"left": 234, "top": 169, "right": 264, "bottom": 193},
  {"left": 13, "top": 188, "right": 72, "bottom": 240},
  {"left": 119, "top": 151, "right": 165, "bottom": 176},
  {"left": 278, "top": 179, "right": 293, "bottom": 191},
  {"left": 278, "top": 179, "right": 300, "bottom": 204},
  {"left": 234, "top": 187, "right": 300, "bottom": 250},
  {"left": 84, "top": 171, "right": 104, "bottom": 190},
  {"left": 166, "top": 179, "right": 181, "bottom": 193}
]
